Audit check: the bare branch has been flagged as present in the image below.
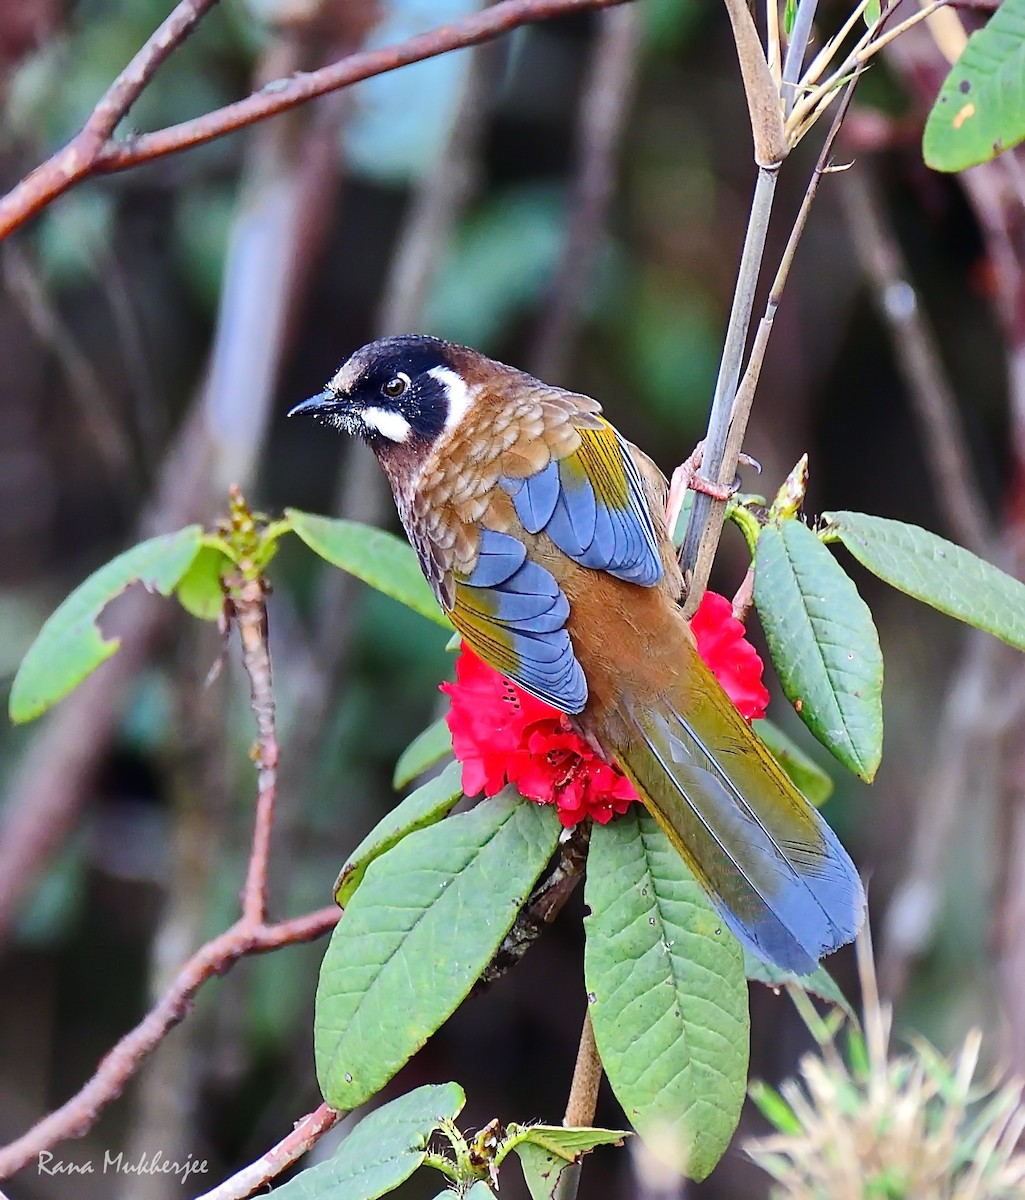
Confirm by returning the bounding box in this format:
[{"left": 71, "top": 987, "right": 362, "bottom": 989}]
[
  {"left": 0, "top": 906, "right": 339, "bottom": 1178},
  {"left": 232, "top": 563, "right": 280, "bottom": 926},
  {"left": 0, "top": 0, "right": 625, "bottom": 241},
  {"left": 0, "top": 0, "right": 219, "bottom": 238},
  {"left": 195, "top": 1103, "right": 342, "bottom": 1200}
]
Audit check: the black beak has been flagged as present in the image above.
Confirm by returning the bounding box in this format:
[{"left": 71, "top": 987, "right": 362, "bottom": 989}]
[{"left": 287, "top": 390, "right": 336, "bottom": 418}]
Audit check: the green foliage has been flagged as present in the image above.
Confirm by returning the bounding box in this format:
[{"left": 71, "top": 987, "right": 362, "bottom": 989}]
[
  {"left": 923, "top": 0, "right": 1025, "bottom": 171},
  {"left": 315, "top": 792, "right": 561, "bottom": 1109},
  {"left": 287, "top": 509, "right": 450, "bottom": 631},
  {"left": 823, "top": 511, "right": 1025, "bottom": 652},
  {"left": 393, "top": 717, "right": 454, "bottom": 789},
  {"left": 741, "top": 948, "right": 854, "bottom": 1019},
  {"left": 174, "top": 545, "right": 231, "bottom": 621},
  {"left": 754, "top": 718, "right": 834, "bottom": 807},
  {"left": 583, "top": 812, "right": 749, "bottom": 1180},
  {"left": 271, "top": 1083, "right": 465, "bottom": 1199},
  {"left": 754, "top": 520, "right": 883, "bottom": 782},
  {"left": 9, "top": 527, "right": 203, "bottom": 723},
  {"left": 333, "top": 761, "right": 465, "bottom": 906},
  {"left": 512, "top": 1127, "right": 627, "bottom": 1200}
]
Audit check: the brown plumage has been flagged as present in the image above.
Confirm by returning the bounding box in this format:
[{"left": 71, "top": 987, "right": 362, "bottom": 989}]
[{"left": 290, "top": 334, "right": 865, "bottom": 973}]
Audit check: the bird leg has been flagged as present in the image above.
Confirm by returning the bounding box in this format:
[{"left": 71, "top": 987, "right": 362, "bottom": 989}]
[{"left": 664, "top": 441, "right": 761, "bottom": 539}]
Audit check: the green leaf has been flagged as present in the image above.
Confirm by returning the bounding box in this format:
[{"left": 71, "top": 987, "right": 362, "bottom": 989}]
[
  {"left": 286, "top": 510, "right": 450, "bottom": 630},
  {"left": 270, "top": 1082, "right": 464, "bottom": 1199},
  {"left": 506, "top": 1123, "right": 627, "bottom": 1198},
  {"left": 923, "top": 0, "right": 1025, "bottom": 171},
  {"left": 584, "top": 813, "right": 749, "bottom": 1181},
  {"left": 748, "top": 1081, "right": 802, "bottom": 1135},
  {"left": 174, "top": 544, "right": 230, "bottom": 621},
  {"left": 393, "top": 717, "right": 453, "bottom": 789},
  {"left": 753, "top": 718, "right": 833, "bottom": 807},
  {"left": 742, "top": 947, "right": 854, "bottom": 1019},
  {"left": 316, "top": 792, "right": 561, "bottom": 1109},
  {"left": 754, "top": 520, "right": 883, "bottom": 781},
  {"left": 334, "top": 760, "right": 465, "bottom": 906},
  {"left": 507, "top": 1125, "right": 629, "bottom": 1159},
  {"left": 464, "top": 1183, "right": 497, "bottom": 1199},
  {"left": 783, "top": 0, "right": 797, "bottom": 36},
  {"left": 9, "top": 527, "right": 203, "bottom": 723},
  {"left": 515, "top": 1143, "right": 574, "bottom": 1200},
  {"left": 824, "top": 510, "right": 1025, "bottom": 652},
  {"left": 864, "top": 0, "right": 880, "bottom": 27}
]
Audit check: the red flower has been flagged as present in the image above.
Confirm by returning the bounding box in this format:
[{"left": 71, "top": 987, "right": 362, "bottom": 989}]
[
  {"left": 689, "top": 591, "right": 769, "bottom": 723},
  {"left": 441, "top": 590, "right": 768, "bottom": 826}
]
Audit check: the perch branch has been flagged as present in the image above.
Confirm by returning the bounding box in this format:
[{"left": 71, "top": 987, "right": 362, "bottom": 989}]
[{"left": 0, "top": 0, "right": 625, "bottom": 240}]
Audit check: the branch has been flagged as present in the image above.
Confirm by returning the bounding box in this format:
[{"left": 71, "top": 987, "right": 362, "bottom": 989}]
[
  {"left": 233, "top": 566, "right": 280, "bottom": 925},
  {"left": 0, "top": 905, "right": 339, "bottom": 1178},
  {"left": 553, "top": 1011, "right": 603, "bottom": 1200},
  {"left": 0, "top": 500, "right": 334, "bottom": 1177},
  {"left": 0, "top": 0, "right": 625, "bottom": 241},
  {"left": 0, "top": 0, "right": 219, "bottom": 238},
  {"left": 195, "top": 1103, "right": 342, "bottom": 1200}
]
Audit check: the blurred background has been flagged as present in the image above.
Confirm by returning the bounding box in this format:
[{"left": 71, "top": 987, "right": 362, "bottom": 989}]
[{"left": 0, "top": 0, "right": 1023, "bottom": 1196}]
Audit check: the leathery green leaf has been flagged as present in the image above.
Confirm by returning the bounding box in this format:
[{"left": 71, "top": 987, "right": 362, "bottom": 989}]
[
  {"left": 270, "top": 1083, "right": 464, "bottom": 1199},
  {"left": 753, "top": 718, "right": 834, "bottom": 807},
  {"left": 923, "top": 0, "right": 1025, "bottom": 171},
  {"left": 286, "top": 509, "right": 451, "bottom": 629},
  {"left": 334, "top": 760, "right": 465, "bottom": 906},
  {"left": 824, "top": 510, "right": 1025, "bottom": 653},
  {"left": 742, "top": 947, "right": 854, "bottom": 1020},
  {"left": 584, "top": 813, "right": 749, "bottom": 1181},
  {"left": 9, "top": 527, "right": 203, "bottom": 723},
  {"left": 754, "top": 520, "right": 883, "bottom": 781},
  {"left": 510, "top": 1124, "right": 627, "bottom": 1199},
  {"left": 393, "top": 716, "right": 453, "bottom": 789},
  {"left": 174, "top": 544, "right": 231, "bottom": 621},
  {"left": 316, "top": 792, "right": 561, "bottom": 1109}
]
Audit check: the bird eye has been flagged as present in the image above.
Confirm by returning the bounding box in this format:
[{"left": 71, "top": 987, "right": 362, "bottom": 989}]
[{"left": 383, "top": 373, "right": 409, "bottom": 399}]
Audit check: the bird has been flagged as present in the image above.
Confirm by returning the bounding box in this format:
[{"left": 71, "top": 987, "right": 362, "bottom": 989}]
[{"left": 289, "top": 334, "right": 865, "bottom": 973}]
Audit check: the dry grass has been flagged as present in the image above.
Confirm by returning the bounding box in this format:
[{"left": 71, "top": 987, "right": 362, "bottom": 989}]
[{"left": 746, "top": 933, "right": 1025, "bottom": 1200}]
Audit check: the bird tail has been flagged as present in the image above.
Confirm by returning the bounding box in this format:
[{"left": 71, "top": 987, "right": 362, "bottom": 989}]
[{"left": 608, "top": 644, "right": 865, "bottom": 975}]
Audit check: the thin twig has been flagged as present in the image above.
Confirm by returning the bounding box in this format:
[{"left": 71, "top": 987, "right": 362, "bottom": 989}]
[
  {"left": 0, "top": 0, "right": 219, "bottom": 238},
  {"left": 0, "top": 0, "right": 624, "bottom": 240},
  {"left": 839, "top": 164, "right": 991, "bottom": 555},
  {"left": 554, "top": 1011, "right": 604, "bottom": 1200},
  {"left": 234, "top": 571, "right": 280, "bottom": 925},
  {"left": 0, "top": 906, "right": 339, "bottom": 1178},
  {"left": 781, "top": 0, "right": 822, "bottom": 116},
  {"left": 194, "top": 1103, "right": 342, "bottom": 1200},
  {"left": 530, "top": 3, "right": 642, "bottom": 381},
  {"left": 683, "top": 64, "right": 867, "bottom": 613},
  {"left": 680, "top": 164, "right": 778, "bottom": 612}
]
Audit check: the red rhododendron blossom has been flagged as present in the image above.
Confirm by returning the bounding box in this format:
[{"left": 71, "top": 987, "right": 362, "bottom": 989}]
[
  {"left": 441, "top": 590, "right": 768, "bottom": 827},
  {"left": 689, "top": 591, "right": 769, "bottom": 722}
]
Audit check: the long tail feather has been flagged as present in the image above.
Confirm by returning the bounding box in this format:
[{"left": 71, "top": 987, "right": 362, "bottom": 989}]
[{"left": 609, "top": 651, "right": 865, "bottom": 974}]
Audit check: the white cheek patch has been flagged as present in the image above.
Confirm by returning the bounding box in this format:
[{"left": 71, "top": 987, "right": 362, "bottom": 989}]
[
  {"left": 360, "top": 407, "right": 412, "bottom": 443},
  {"left": 429, "top": 366, "right": 474, "bottom": 432}
]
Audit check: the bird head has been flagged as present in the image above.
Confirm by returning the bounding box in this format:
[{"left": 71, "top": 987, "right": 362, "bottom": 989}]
[{"left": 288, "top": 335, "right": 478, "bottom": 462}]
